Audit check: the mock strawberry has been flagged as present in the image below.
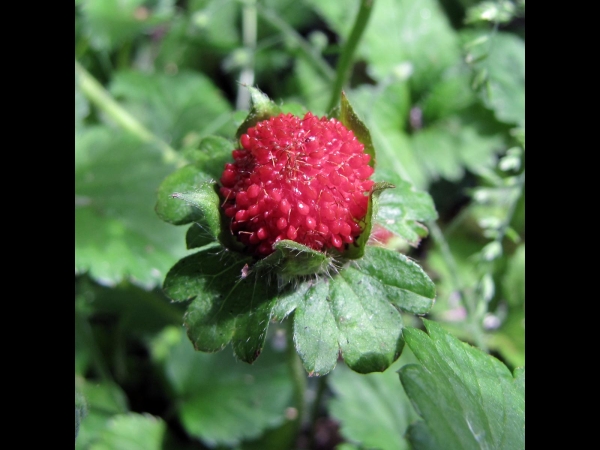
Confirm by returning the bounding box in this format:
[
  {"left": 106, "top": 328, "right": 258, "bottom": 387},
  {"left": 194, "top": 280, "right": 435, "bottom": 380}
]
[{"left": 219, "top": 112, "right": 375, "bottom": 257}]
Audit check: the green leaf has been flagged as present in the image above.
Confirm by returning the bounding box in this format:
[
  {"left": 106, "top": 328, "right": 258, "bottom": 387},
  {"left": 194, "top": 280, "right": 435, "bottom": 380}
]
[
  {"left": 375, "top": 178, "right": 438, "bottom": 246},
  {"left": 74, "top": 377, "right": 129, "bottom": 450},
  {"left": 290, "top": 246, "right": 435, "bottom": 375},
  {"left": 110, "top": 70, "right": 235, "bottom": 148},
  {"left": 89, "top": 413, "right": 167, "bottom": 450},
  {"left": 81, "top": 0, "right": 174, "bottom": 51},
  {"left": 236, "top": 86, "right": 283, "bottom": 139},
  {"left": 293, "top": 279, "right": 339, "bottom": 376},
  {"left": 467, "top": 32, "right": 525, "bottom": 127},
  {"left": 270, "top": 280, "right": 312, "bottom": 322},
  {"left": 329, "top": 267, "right": 405, "bottom": 374},
  {"left": 75, "top": 127, "right": 187, "bottom": 288},
  {"left": 329, "top": 352, "right": 420, "bottom": 450},
  {"left": 150, "top": 326, "right": 295, "bottom": 447},
  {"left": 338, "top": 91, "right": 376, "bottom": 168},
  {"left": 163, "top": 249, "right": 278, "bottom": 362},
  {"left": 357, "top": 247, "right": 436, "bottom": 315},
  {"left": 411, "top": 112, "right": 506, "bottom": 184},
  {"left": 308, "top": 0, "right": 461, "bottom": 91},
  {"left": 400, "top": 320, "right": 525, "bottom": 450}
]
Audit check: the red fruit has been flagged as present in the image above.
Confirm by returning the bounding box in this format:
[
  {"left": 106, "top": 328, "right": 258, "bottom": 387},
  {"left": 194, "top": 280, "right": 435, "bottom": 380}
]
[{"left": 220, "top": 112, "right": 374, "bottom": 257}]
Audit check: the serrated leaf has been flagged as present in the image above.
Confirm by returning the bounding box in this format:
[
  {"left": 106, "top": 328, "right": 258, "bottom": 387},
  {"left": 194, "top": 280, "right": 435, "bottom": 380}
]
[
  {"left": 467, "top": 31, "right": 525, "bottom": 127},
  {"left": 163, "top": 249, "right": 278, "bottom": 362},
  {"left": 329, "top": 353, "right": 420, "bottom": 450},
  {"left": 375, "top": 179, "right": 438, "bottom": 246},
  {"left": 400, "top": 320, "right": 525, "bottom": 450},
  {"left": 89, "top": 413, "right": 167, "bottom": 450},
  {"left": 236, "top": 86, "right": 283, "bottom": 139},
  {"left": 338, "top": 91, "right": 376, "bottom": 168},
  {"left": 290, "top": 246, "right": 434, "bottom": 375},
  {"left": 357, "top": 246, "right": 436, "bottom": 315},
  {"left": 75, "top": 127, "right": 187, "bottom": 288},
  {"left": 150, "top": 326, "right": 294, "bottom": 447},
  {"left": 330, "top": 265, "right": 405, "bottom": 373}
]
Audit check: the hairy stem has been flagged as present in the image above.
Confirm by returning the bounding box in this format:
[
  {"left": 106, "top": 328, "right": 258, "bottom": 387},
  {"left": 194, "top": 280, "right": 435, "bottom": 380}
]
[
  {"left": 75, "top": 60, "right": 183, "bottom": 166},
  {"left": 327, "top": 0, "right": 375, "bottom": 113}
]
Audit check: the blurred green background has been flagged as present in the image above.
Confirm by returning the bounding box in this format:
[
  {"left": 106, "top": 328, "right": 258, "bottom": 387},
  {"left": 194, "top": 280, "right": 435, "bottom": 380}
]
[{"left": 75, "top": 0, "right": 524, "bottom": 448}]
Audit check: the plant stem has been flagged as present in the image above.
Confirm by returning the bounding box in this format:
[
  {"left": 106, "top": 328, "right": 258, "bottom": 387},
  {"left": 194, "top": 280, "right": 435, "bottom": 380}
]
[
  {"left": 326, "top": 0, "right": 375, "bottom": 113},
  {"left": 428, "top": 220, "right": 488, "bottom": 352},
  {"left": 237, "top": 0, "right": 257, "bottom": 111},
  {"left": 257, "top": 8, "right": 334, "bottom": 83},
  {"left": 308, "top": 374, "right": 328, "bottom": 448},
  {"left": 75, "top": 60, "right": 183, "bottom": 167},
  {"left": 286, "top": 318, "right": 307, "bottom": 435}
]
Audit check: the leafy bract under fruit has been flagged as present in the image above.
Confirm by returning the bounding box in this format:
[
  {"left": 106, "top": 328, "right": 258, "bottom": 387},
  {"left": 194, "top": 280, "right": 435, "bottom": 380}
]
[{"left": 156, "top": 87, "right": 438, "bottom": 374}]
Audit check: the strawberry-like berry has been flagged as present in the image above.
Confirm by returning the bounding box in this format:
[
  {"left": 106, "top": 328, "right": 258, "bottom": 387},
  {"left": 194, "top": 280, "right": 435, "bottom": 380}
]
[{"left": 220, "top": 112, "right": 374, "bottom": 257}]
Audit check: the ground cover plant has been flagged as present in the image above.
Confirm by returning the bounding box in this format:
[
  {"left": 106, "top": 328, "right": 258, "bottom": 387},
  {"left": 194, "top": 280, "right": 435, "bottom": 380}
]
[{"left": 75, "top": 0, "right": 525, "bottom": 448}]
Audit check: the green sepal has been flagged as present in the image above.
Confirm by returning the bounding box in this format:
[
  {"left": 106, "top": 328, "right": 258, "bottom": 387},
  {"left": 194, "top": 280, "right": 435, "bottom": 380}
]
[
  {"left": 336, "top": 91, "right": 376, "bottom": 168},
  {"left": 164, "top": 182, "right": 244, "bottom": 252},
  {"left": 155, "top": 166, "right": 216, "bottom": 226},
  {"left": 254, "top": 240, "right": 335, "bottom": 279},
  {"left": 343, "top": 181, "right": 395, "bottom": 260},
  {"left": 235, "top": 86, "right": 283, "bottom": 139},
  {"left": 182, "top": 135, "right": 236, "bottom": 180},
  {"left": 185, "top": 223, "right": 222, "bottom": 250}
]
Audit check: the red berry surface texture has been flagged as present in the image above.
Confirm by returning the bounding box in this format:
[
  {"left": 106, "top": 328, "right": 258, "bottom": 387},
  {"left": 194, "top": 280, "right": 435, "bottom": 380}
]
[{"left": 220, "top": 112, "right": 375, "bottom": 257}]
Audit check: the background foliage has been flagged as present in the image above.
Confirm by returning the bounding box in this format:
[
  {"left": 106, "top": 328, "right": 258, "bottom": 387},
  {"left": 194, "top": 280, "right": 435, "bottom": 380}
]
[{"left": 75, "top": 0, "right": 524, "bottom": 448}]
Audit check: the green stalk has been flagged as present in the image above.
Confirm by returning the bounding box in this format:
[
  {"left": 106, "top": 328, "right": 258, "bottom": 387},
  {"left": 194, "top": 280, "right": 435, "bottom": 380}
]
[
  {"left": 286, "top": 318, "right": 307, "bottom": 435},
  {"left": 308, "top": 374, "right": 328, "bottom": 448},
  {"left": 237, "top": 0, "right": 257, "bottom": 111},
  {"left": 327, "top": 0, "right": 375, "bottom": 113},
  {"left": 428, "top": 220, "right": 488, "bottom": 352},
  {"left": 75, "top": 60, "right": 183, "bottom": 167},
  {"left": 258, "top": 8, "right": 334, "bottom": 83}
]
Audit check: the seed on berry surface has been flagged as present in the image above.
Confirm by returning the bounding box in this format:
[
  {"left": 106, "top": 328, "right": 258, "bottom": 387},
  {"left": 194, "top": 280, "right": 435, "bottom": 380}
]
[{"left": 277, "top": 217, "right": 287, "bottom": 230}]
